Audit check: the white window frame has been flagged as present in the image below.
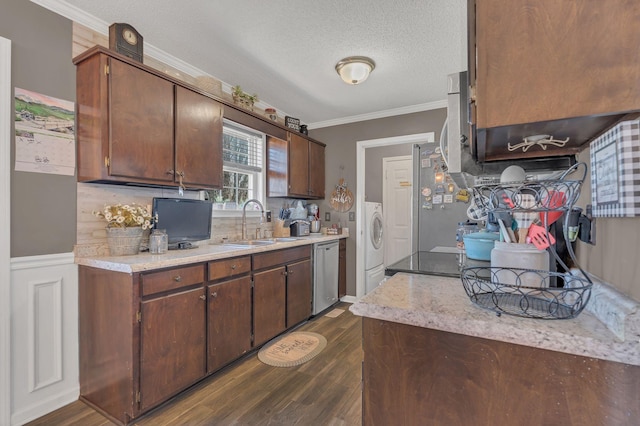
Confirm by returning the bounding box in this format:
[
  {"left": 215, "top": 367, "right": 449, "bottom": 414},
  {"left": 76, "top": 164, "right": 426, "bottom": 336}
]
[{"left": 207, "top": 120, "right": 266, "bottom": 218}]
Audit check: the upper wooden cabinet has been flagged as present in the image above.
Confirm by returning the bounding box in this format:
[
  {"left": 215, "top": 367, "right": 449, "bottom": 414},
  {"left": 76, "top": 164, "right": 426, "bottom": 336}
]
[
  {"left": 469, "top": 0, "right": 640, "bottom": 161},
  {"left": 267, "top": 132, "right": 325, "bottom": 199},
  {"left": 74, "top": 47, "right": 223, "bottom": 189}
]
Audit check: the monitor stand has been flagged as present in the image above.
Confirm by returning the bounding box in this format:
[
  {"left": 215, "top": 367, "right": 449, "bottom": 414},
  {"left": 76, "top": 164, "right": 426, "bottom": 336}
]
[{"left": 168, "top": 242, "right": 198, "bottom": 250}]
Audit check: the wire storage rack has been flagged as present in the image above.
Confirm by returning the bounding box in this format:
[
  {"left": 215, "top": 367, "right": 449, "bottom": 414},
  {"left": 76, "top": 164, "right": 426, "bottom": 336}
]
[{"left": 460, "top": 163, "right": 593, "bottom": 319}]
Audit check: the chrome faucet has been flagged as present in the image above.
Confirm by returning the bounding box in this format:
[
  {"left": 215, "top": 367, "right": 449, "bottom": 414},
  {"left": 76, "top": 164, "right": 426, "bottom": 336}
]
[{"left": 241, "top": 199, "right": 264, "bottom": 240}]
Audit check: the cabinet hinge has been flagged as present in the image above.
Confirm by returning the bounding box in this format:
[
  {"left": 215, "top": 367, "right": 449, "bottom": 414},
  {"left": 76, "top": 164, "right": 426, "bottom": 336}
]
[
  {"left": 104, "top": 64, "right": 109, "bottom": 75},
  {"left": 251, "top": 279, "right": 255, "bottom": 288},
  {"left": 104, "top": 156, "right": 110, "bottom": 168},
  {"left": 136, "top": 311, "right": 141, "bottom": 323},
  {"left": 136, "top": 391, "right": 141, "bottom": 403},
  {"left": 469, "top": 85, "right": 476, "bottom": 102}
]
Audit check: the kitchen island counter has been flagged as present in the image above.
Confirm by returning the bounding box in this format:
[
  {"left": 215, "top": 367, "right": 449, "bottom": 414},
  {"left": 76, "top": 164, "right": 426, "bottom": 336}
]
[{"left": 350, "top": 272, "right": 639, "bottom": 366}]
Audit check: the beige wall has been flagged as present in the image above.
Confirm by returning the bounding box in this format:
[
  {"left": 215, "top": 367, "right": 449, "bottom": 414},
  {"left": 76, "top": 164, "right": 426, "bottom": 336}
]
[
  {"left": 310, "top": 108, "right": 447, "bottom": 296},
  {"left": 575, "top": 148, "right": 640, "bottom": 302}
]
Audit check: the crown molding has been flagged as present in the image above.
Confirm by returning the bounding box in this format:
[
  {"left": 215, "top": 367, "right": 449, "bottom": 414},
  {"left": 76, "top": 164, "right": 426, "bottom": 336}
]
[{"left": 308, "top": 99, "right": 447, "bottom": 130}]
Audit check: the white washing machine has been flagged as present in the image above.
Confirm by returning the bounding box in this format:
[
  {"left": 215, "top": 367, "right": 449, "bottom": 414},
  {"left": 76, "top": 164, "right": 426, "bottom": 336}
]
[{"left": 364, "top": 202, "right": 384, "bottom": 294}]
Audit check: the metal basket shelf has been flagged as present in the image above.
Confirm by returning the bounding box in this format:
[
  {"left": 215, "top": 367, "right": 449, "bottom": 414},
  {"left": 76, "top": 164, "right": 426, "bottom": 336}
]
[{"left": 461, "top": 267, "right": 593, "bottom": 320}]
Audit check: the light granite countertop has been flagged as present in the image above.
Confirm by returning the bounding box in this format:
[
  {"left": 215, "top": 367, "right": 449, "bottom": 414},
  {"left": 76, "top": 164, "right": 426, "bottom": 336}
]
[
  {"left": 350, "top": 272, "right": 640, "bottom": 366},
  {"left": 75, "top": 234, "right": 346, "bottom": 273}
]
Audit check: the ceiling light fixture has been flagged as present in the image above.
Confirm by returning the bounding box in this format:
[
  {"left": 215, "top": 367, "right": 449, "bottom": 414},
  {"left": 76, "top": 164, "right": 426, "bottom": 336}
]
[{"left": 335, "top": 56, "right": 376, "bottom": 85}]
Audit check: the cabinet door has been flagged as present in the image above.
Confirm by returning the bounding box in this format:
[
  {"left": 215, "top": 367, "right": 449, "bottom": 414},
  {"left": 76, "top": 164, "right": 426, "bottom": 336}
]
[
  {"left": 338, "top": 239, "right": 347, "bottom": 298},
  {"left": 207, "top": 277, "right": 252, "bottom": 373},
  {"left": 253, "top": 267, "right": 286, "bottom": 346},
  {"left": 308, "top": 141, "right": 325, "bottom": 199},
  {"left": 288, "top": 133, "right": 310, "bottom": 197},
  {"left": 140, "top": 287, "right": 206, "bottom": 411},
  {"left": 175, "top": 86, "right": 223, "bottom": 189},
  {"left": 266, "top": 135, "right": 289, "bottom": 197},
  {"left": 109, "top": 58, "right": 174, "bottom": 182},
  {"left": 286, "top": 259, "right": 312, "bottom": 327}
]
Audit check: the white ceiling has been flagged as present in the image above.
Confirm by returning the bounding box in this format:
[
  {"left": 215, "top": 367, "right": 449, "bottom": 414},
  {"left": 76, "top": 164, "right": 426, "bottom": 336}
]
[{"left": 39, "top": 0, "right": 467, "bottom": 128}]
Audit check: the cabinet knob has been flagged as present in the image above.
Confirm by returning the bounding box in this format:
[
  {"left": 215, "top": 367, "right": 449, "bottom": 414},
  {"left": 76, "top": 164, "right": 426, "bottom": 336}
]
[
  {"left": 231, "top": 264, "right": 236, "bottom": 270},
  {"left": 289, "top": 270, "right": 294, "bottom": 275},
  {"left": 199, "top": 295, "right": 206, "bottom": 301},
  {"left": 211, "top": 292, "right": 218, "bottom": 298},
  {"left": 166, "top": 169, "right": 174, "bottom": 175},
  {"left": 174, "top": 275, "right": 182, "bottom": 282}
]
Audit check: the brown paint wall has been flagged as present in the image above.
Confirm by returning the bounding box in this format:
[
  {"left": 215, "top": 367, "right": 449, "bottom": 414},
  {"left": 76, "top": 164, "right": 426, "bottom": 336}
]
[
  {"left": 2, "top": 0, "right": 77, "bottom": 257},
  {"left": 310, "top": 108, "right": 447, "bottom": 296}
]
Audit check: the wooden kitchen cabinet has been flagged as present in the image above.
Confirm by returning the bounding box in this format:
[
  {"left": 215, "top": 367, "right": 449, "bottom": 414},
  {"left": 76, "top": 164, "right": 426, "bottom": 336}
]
[
  {"left": 139, "top": 286, "right": 206, "bottom": 411},
  {"left": 266, "top": 132, "right": 326, "bottom": 199},
  {"left": 362, "top": 318, "right": 640, "bottom": 425},
  {"left": 286, "top": 258, "right": 312, "bottom": 327},
  {"left": 338, "top": 239, "right": 347, "bottom": 298},
  {"left": 252, "top": 266, "right": 287, "bottom": 346},
  {"left": 206, "top": 256, "right": 252, "bottom": 373},
  {"left": 469, "top": 0, "right": 640, "bottom": 162},
  {"left": 74, "top": 46, "right": 223, "bottom": 189}
]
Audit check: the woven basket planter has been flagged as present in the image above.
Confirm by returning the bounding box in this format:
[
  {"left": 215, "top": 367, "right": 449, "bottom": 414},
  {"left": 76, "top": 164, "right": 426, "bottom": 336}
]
[{"left": 106, "top": 227, "right": 144, "bottom": 256}]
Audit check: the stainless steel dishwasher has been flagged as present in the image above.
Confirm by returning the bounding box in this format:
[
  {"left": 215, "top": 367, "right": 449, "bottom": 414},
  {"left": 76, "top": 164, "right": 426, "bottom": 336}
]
[{"left": 313, "top": 240, "right": 339, "bottom": 315}]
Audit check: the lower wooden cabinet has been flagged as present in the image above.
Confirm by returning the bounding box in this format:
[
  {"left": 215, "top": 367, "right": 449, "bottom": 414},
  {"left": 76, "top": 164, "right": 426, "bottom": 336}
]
[
  {"left": 140, "top": 287, "right": 206, "bottom": 411},
  {"left": 253, "top": 266, "right": 287, "bottom": 346},
  {"left": 286, "top": 259, "right": 312, "bottom": 327},
  {"left": 79, "top": 244, "right": 314, "bottom": 425},
  {"left": 207, "top": 276, "right": 252, "bottom": 373}
]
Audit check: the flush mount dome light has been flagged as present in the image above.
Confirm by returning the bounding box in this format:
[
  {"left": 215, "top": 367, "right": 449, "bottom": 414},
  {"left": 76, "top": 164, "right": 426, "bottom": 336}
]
[{"left": 335, "top": 56, "right": 375, "bottom": 85}]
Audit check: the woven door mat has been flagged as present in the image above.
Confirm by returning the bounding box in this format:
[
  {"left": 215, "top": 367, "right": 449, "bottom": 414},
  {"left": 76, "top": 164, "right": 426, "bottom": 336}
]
[{"left": 257, "top": 331, "right": 327, "bottom": 367}]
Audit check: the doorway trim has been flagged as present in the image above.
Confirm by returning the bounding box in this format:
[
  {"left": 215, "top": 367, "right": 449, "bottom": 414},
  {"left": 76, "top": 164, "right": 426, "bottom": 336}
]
[
  {"left": 355, "top": 132, "right": 434, "bottom": 299},
  {"left": 1, "top": 35, "right": 12, "bottom": 426}
]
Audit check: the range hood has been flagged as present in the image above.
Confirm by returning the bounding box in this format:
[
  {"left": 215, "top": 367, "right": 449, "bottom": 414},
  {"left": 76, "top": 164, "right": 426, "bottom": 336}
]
[{"left": 442, "top": 71, "right": 576, "bottom": 188}]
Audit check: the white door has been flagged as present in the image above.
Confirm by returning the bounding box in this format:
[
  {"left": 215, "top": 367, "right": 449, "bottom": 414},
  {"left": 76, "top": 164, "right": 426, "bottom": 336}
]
[{"left": 382, "top": 156, "right": 413, "bottom": 266}]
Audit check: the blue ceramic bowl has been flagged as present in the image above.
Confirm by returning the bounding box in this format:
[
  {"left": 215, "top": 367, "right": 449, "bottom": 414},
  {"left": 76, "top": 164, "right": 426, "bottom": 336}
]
[{"left": 463, "top": 231, "right": 500, "bottom": 261}]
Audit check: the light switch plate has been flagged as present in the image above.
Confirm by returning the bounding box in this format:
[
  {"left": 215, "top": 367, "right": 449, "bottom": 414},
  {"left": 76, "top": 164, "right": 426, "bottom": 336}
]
[
  {"left": 349, "top": 212, "right": 355, "bottom": 221},
  {"left": 325, "top": 212, "right": 331, "bottom": 221}
]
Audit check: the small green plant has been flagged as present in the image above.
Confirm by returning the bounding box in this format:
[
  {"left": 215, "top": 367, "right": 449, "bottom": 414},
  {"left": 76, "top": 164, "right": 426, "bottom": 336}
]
[{"left": 231, "top": 85, "right": 258, "bottom": 109}]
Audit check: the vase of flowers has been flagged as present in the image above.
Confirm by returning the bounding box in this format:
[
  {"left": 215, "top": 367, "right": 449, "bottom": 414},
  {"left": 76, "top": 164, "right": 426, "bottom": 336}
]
[{"left": 94, "top": 203, "right": 153, "bottom": 256}]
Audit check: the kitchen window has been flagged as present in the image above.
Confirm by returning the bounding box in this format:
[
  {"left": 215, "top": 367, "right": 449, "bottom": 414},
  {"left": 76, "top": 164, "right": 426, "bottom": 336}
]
[{"left": 205, "top": 121, "right": 265, "bottom": 213}]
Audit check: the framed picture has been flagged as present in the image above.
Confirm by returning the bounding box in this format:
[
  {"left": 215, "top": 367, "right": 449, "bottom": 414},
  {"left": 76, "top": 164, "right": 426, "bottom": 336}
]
[
  {"left": 285, "top": 116, "right": 300, "bottom": 131},
  {"left": 590, "top": 119, "right": 640, "bottom": 217}
]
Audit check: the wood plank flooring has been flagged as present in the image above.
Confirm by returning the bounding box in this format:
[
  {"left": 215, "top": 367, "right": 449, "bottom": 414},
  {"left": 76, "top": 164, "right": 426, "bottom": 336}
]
[{"left": 27, "top": 303, "right": 362, "bottom": 426}]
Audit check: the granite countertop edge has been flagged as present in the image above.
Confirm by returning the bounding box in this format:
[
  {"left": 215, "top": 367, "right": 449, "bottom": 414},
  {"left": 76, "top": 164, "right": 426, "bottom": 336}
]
[
  {"left": 75, "top": 234, "right": 346, "bottom": 273},
  {"left": 349, "top": 273, "right": 640, "bottom": 367}
]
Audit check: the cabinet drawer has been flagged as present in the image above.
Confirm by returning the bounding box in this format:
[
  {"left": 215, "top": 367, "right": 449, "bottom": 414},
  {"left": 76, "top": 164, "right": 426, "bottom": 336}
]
[
  {"left": 208, "top": 256, "right": 251, "bottom": 281},
  {"left": 253, "top": 246, "right": 311, "bottom": 271},
  {"left": 142, "top": 264, "right": 205, "bottom": 296}
]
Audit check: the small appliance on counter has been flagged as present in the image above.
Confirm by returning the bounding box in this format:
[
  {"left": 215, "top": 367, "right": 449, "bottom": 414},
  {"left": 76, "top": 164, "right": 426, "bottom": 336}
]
[{"left": 290, "top": 220, "right": 310, "bottom": 236}]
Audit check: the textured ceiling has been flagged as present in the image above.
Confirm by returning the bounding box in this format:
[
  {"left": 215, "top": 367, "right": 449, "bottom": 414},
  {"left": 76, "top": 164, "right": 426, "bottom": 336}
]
[{"left": 56, "top": 0, "right": 467, "bottom": 127}]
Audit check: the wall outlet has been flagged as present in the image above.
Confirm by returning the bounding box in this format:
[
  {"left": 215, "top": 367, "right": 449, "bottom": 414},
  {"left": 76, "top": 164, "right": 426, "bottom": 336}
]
[
  {"left": 325, "top": 212, "right": 331, "bottom": 221},
  {"left": 349, "top": 212, "right": 355, "bottom": 221},
  {"left": 265, "top": 211, "right": 271, "bottom": 222}
]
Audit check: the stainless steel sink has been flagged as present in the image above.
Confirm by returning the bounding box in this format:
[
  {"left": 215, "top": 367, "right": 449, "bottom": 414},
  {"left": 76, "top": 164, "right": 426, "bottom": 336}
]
[{"left": 211, "top": 237, "right": 298, "bottom": 249}]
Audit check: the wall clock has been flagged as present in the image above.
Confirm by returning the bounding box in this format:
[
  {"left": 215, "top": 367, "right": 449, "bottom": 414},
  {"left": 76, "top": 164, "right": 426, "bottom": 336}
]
[{"left": 109, "top": 23, "right": 143, "bottom": 63}]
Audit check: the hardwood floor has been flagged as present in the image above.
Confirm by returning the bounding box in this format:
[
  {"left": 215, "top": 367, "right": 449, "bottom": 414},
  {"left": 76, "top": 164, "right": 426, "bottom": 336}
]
[{"left": 27, "top": 302, "right": 362, "bottom": 426}]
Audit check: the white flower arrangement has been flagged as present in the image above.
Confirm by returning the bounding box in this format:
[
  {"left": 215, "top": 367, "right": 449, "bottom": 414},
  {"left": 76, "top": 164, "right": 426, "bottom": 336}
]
[{"left": 93, "top": 203, "right": 153, "bottom": 230}]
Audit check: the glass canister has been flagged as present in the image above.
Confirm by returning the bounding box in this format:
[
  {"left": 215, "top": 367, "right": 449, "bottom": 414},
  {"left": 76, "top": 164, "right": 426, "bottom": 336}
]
[
  {"left": 456, "top": 221, "right": 479, "bottom": 249},
  {"left": 149, "top": 229, "right": 168, "bottom": 254}
]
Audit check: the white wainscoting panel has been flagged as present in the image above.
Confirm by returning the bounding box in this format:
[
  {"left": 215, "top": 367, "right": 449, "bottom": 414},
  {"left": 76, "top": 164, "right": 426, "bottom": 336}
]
[{"left": 11, "top": 253, "right": 78, "bottom": 425}]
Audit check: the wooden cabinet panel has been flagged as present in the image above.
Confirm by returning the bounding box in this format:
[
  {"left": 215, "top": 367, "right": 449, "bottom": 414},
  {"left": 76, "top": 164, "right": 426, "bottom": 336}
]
[
  {"left": 338, "top": 239, "right": 347, "bottom": 298},
  {"left": 208, "top": 256, "right": 251, "bottom": 282},
  {"left": 470, "top": 0, "right": 640, "bottom": 161},
  {"left": 141, "top": 264, "right": 205, "bottom": 296},
  {"left": 308, "top": 141, "right": 325, "bottom": 198},
  {"left": 109, "top": 58, "right": 175, "bottom": 182},
  {"left": 288, "top": 133, "right": 310, "bottom": 197},
  {"left": 286, "top": 259, "right": 312, "bottom": 327},
  {"left": 175, "top": 86, "right": 223, "bottom": 188},
  {"left": 207, "top": 276, "right": 252, "bottom": 373},
  {"left": 140, "top": 287, "right": 206, "bottom": 411},
  {"left": 253, "top": 246, "right": 311, "bottom": 271},
  {"left": 266, "top": 135, "right": 289, "bottom": 197},
  {"left": 363, "top": 318, "right": 640, "bottom": 425},
  {"left": 253, "top": 266, "right": 286, "bottom": 346}
]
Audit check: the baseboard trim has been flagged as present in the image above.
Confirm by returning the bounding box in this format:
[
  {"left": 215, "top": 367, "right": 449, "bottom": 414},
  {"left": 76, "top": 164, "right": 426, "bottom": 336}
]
[{"left": 340, "top": 295, "right": 357, "bottom": 304}]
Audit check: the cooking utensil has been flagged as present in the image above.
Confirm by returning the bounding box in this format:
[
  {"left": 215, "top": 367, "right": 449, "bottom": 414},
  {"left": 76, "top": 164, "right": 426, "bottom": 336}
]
[
  {"left": 539, "top": 190, "right": 566, "bottom": 226},
  {"left": 513, "top": 193, "right": 536, "bottom": 243},
  {"left": 528, "top": 223, "right": 557, "bottom": 250}
]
